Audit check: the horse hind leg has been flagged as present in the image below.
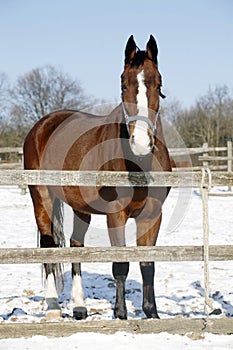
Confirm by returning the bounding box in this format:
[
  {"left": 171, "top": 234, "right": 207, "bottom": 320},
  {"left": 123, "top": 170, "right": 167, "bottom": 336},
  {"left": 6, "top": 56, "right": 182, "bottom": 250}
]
[
  {"left": 41, "top": 236, "right": 62, "bottom": 320},
  {"left": 29, "top": 186, "right": 64, "bottom": 319},
  {"left": 70, "top": 210, "right": 90, "bottom": 320}
]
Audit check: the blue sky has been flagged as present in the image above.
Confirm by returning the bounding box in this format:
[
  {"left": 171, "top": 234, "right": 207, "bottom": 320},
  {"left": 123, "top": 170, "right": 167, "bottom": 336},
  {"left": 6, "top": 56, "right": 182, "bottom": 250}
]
[{"left": 0, "top": 0, "right": 233, "bottom": 107}]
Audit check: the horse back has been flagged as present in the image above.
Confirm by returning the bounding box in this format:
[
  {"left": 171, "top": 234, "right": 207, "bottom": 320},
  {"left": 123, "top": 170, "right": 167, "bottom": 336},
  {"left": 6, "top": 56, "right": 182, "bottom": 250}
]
[{"left": 24, "top": 108, "right": 123, "bottom": 171}]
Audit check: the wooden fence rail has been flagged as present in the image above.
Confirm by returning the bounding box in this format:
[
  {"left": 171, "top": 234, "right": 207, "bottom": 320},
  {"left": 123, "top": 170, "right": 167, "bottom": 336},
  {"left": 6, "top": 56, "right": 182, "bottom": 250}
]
[
  {"left": 0, "top": 169, "right": 233, "bottom": 187},
  {"left": 1, "top": 318, "right": 233, "bottom": 338},
  {"left": 0, "top": 246, "right": 233, "bottom": 264},
  {"left": 1, "top": 143, "right": 232, "bottom": 178},
  {"left": 0, "top": 168, "right": 233, "bottom": 337},
  {"left": 0, "top": 147, "right": 23, "bottom": 154},
  {"left": 0, "top": 146, "right": 229, "bottom": 156}
]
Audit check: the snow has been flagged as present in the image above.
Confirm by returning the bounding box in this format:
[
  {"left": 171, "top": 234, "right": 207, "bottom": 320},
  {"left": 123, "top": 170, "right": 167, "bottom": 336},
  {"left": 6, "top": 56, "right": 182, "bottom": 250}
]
[
  {"left": 0, "top": 185, "right": 233, "bottom": 349},
  {"left": 1, "top": 332, "right": 233, "bottom": 350}
]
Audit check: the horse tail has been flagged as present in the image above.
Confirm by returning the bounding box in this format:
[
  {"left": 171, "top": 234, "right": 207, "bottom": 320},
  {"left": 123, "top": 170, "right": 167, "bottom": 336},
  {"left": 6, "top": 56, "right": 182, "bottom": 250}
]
[
  {"left": 52, "top": 197, "right": 66, "bottom": 248},
  {"left": 51, "top": 197, "right": 66, "bottom": 291}
]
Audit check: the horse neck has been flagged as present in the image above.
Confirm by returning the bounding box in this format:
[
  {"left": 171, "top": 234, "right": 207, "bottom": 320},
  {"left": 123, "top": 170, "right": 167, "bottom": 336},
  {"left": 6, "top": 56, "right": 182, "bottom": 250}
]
[{"left": 155, "top": 114, "right": 166, "bottom": 143}]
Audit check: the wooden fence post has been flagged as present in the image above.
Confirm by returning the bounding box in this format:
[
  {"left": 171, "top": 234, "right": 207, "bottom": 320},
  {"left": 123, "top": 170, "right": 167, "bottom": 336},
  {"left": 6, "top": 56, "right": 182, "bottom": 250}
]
[
  {"left": 20, "top": 152, "right": 27, "bottom": 195},
  {"left": 202, "top": 142, "right": 209, "bottom": 168},
  {"left": 227, "top": 140, "right": 232, "bottom": 192}
]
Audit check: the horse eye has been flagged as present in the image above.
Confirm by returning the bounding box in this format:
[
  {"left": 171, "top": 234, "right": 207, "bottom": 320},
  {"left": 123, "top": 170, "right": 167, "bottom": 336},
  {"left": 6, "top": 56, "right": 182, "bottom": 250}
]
[{"left": 121, "top": 84, "right": 127, "bottom": 92}]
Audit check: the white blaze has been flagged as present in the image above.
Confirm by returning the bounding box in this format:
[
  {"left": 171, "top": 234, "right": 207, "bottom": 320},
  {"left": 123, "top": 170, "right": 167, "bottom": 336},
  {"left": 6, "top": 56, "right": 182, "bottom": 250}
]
[
  {"left": 136, "top": 70, "right": 148, "bottom": 117},
  {"left": 131, "top": 70, "right": 151, "bottom": 156}
]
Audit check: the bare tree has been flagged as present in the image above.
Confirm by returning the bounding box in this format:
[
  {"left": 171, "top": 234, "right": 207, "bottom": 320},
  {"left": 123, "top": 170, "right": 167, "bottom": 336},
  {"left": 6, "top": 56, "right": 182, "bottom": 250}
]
[
  {"left": 160, "top": 98, "right": 183, "bottom": 124},
  {"left": 159, "top": 98, "right": 188, "bottom": 148},
  {"left": 173, "top": 85, "right": 233, "bottom": 147},
  {"left": 197, "top": 85, "right": 232, "bottom": 146},
  {"left": 0, "top": 73, "right": 10, "bottom": 145},
  {"left": 10, "top": 65, "right": 93, "bottom": 127},
  {"left": 0, "top": 72, "right": 10, "bottom": 116}
]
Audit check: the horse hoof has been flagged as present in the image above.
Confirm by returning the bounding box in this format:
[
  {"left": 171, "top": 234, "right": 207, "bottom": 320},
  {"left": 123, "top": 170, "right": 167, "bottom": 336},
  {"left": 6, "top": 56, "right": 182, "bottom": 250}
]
[
  {"left": 73, "top": 306, "right": 88, "bottom": 320},
  {"left": 143, "top": 306, "right": 160, "bottom": 319},
  {"left": 45, "top": 297, "right": 62, "bottom": 320},
  {"left": 114, "top": 309, "right": 127, "bottom": 320},
  {"left": 145, "top": 311, "right": 160, "bottom": 319},
  {"left": 151, "top": 313, "right": 160, "bottom": 319},
  {"left": 46, "top": 309, "right": 62, "bottom": 320}
]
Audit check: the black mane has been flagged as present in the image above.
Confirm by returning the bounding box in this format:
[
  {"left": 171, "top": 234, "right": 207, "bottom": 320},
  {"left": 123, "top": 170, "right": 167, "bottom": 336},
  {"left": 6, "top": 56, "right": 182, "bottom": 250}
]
[{"left": 130, "top": 50, "right": 148, "bottom": 67}]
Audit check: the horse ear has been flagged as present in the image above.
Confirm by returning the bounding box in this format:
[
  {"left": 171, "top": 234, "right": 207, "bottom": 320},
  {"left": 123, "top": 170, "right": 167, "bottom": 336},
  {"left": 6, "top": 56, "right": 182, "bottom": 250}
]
[
  {"left": 125, "top": 35, "right": 137, "bottom": 64},
  {"left": 146, "top": 35, "right": 158, "bottom": 63}
]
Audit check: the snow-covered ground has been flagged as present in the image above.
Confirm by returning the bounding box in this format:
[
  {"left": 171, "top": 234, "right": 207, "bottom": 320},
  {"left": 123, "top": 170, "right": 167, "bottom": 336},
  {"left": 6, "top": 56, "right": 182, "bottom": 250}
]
[{"left": 0, "top": 185, "right": 232, "bottom": 349}]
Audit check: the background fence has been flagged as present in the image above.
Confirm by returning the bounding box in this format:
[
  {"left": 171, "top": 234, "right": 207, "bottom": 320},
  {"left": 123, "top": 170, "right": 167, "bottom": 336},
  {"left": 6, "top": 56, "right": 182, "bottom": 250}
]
[
  {"left": 1, "top": 141, "right": 232, "bottom": 172},
  {"left": 1, "top": 141, "right": 232, "bottom": 194},
  {"left": 0, "top": 159, "right": 233, "bottom": 337}
]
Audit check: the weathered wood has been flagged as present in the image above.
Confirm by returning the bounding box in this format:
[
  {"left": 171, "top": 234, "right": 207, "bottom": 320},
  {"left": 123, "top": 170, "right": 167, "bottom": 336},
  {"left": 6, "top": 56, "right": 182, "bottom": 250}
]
[
  {"left": 227, "top": 140, "right": 232, "bottom": 192},
  {"left": 173, "top": 165, "right": 227, "bottom": 171},
  {"left": 0, "top": 170, "right": 233, "bottom": 187},
  {"left": 0, "top": 169, "right": 192, "bottom": 187},
  {"left": 1, "top": 146, "right": 228, "bottom": 157},
  {"left": 0, "top": 245, "right": 232, "bottom": 264},
  {"left": 227, "top": 141, "right": 232, "bottom": 173},
  {"left": 0, "top": 163, "right": 23, "bottom": 169},
  {"left": 209, "top": 192, "right": 233, "bottom": 197},
  {"left": 199, "top": 156, "right": 233, "bottom": 161},
  {"left": 202, "top": 142, "right": 209, "bottom": 170},
  {"left": 0, "top": 147, "right": 23, "bottom": 154},
  {"left": 170, "top": 146, "right": 227, "bottom": 156},
  {"left": 0, "top": 318, "right": 232, "bottom": 338}
]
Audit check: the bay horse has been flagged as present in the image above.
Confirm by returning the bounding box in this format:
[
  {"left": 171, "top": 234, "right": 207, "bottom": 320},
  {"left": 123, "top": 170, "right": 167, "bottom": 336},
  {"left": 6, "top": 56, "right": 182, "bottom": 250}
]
[{"left": 24, "top": 35, "right": 171, "bottom": 320}]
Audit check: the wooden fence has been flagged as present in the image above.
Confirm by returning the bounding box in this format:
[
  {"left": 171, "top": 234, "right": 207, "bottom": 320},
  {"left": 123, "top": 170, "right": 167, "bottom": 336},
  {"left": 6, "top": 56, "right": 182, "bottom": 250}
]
[
  {"left": 0, "top": 147, "right": 23, "bottom": 169},
  {"left": 0, "top": 169, "right": 233, "bottom": 338},
  {"left": 0, "top": 169, "right": 232, "bottom": 187},
  {"left": 1, "top": 141, "right": 232, "bottom": 171}
]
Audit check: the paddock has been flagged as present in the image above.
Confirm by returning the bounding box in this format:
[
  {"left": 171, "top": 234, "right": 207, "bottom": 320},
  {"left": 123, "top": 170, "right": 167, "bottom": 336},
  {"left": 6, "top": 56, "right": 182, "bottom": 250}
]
[{"left": 0, "top": 169, "right": 232, "bottom": 338}]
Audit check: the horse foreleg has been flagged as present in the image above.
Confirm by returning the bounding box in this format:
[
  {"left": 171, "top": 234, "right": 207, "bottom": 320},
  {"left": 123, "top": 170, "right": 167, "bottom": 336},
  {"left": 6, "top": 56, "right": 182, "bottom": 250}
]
[
  {"left": 136, "top": 198, "right": 162, "bottom": 319},
  {"left": 112, "top": 261, "right": 129, "bottom": 319},
  {"left": 70, "top": 211, "right": 90, "bottom": 320},
  {"left": 107, "top": 210, "right": 129, "bottom": 319},
  {"left": 139, "top": 261, "right": 159, "bottom": 318}
]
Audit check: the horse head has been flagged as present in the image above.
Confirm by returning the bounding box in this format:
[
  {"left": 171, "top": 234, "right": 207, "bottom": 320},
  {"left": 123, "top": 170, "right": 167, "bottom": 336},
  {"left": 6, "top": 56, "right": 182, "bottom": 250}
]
[{"left": 121, "top": 35, "right": 165, "bottom": 156}]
